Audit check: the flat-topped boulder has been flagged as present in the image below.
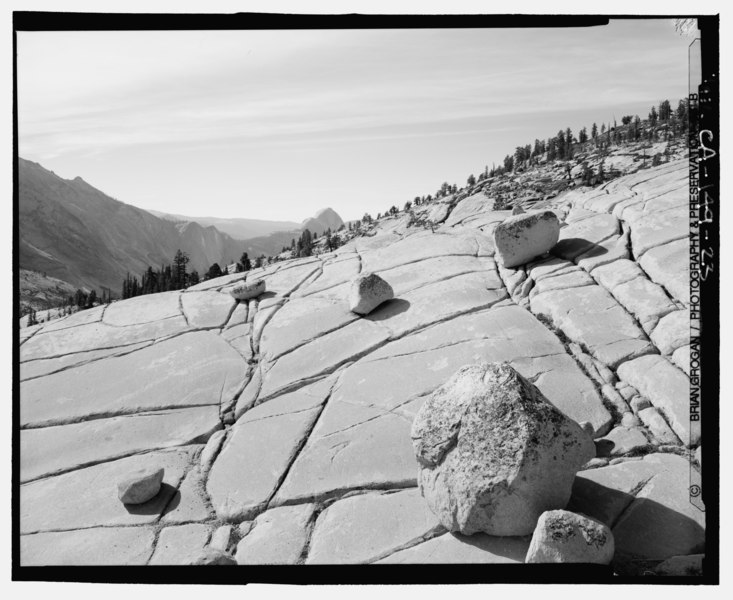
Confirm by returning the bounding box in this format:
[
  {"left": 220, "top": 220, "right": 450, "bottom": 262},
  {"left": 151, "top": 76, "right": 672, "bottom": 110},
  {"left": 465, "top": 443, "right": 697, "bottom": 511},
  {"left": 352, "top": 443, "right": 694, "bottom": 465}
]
[
  {"left": 492, "top": 210, "right": 560, "bottom": 269},
  {"left": 228, "top": 279, "right": 266, "bottom": 301}
]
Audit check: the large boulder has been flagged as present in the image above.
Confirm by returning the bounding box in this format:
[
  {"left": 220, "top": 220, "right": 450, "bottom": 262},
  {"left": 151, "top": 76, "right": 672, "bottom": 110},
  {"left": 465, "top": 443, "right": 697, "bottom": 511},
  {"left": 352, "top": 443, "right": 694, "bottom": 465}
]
[
  {"left": 525, "top": 510, "right": 614, "bottom": 564},
  {"left": 349, "top": 272, "right": 394, "bottom": 315},
  {"left": 493, "top": 210, "right": 560, "bottom": 268},
  {"left": 411, "top": 362, "right": 595, "bottom": 536},
  {"left": 229, "top": 279, "right": 266, "bottom": 301}
]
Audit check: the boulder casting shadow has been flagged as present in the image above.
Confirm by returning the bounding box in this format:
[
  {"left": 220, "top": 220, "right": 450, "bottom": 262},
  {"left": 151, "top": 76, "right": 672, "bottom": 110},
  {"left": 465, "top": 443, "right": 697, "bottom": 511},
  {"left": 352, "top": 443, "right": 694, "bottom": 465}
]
[
  {"left": 254, "top": 291, "right": 278, "bottom": 302},
  {"left": 566, "top": 477, "right": 705, "bottom": 574},
  {"left": 551, "top": 237, "right": 610, "bottom": 260},
  {"left": 123, "top": 482, "right": 179, "bottom": 516},
  {"left": 365, "top": 298, "right": 411, "bottom": 322},
  {"left": 449, "top": 532, "right": 531, "bottom": 562}
]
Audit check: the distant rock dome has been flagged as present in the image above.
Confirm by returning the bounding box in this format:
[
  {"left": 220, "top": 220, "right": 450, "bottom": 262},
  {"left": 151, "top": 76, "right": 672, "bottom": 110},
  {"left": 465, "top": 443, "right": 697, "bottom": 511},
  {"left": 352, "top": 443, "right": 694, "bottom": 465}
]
[{"left": 301, "top": 207, "right": 344, "bottom": 236}]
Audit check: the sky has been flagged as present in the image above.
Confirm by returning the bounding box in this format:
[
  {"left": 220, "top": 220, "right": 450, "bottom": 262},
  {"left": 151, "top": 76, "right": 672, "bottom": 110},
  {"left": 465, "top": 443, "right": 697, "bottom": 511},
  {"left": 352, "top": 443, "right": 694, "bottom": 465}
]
[{"left": 17, "top": 19, "right": 693, "bottom": 223}]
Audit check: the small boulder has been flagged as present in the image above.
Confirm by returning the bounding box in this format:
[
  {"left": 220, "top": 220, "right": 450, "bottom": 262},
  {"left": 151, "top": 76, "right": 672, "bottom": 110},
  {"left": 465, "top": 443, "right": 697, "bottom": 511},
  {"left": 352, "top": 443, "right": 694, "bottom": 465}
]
[
  {"left": 654, "top": 553, "right": 703, "bottom": 576},
  {"left": 621, "top": 412, "right": 642, "bottom": 428},
  {"left": 511, "top": 204, "right": 525, "bottom": 215},
  {"left": 117, "top": 467, "right": 164, "bottom": 505},
  {"left": 229, "top": 279, "right": 266, "bottom": 301},
  {"left": 493, "top": 210, "right": 560, "bottom": 268},
  {"left": 349, "top": 272, "right": 394, "bottom": 315},
  {"left": 189, "top": 548, "right": 237, "bottom": 565},
  {"left": 630, "top": 396, "right": 652, "bottom": 413},
  {"left": 525, "top": 510, "right": 614, "bottom": 564},
  {"left": 412, "top": 362, "right": 595, "bottom": 536}
]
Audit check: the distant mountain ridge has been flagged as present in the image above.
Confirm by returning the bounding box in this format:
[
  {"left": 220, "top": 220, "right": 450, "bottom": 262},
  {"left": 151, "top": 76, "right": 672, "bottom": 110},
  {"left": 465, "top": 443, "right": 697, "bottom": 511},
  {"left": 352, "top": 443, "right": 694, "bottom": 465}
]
[
  {"left": 19, "top": 158, "right": 346, "bottom": 297},
  {"left": 148, "top": 210, "right": 301, "bottom": 241},
  {"left": 18, "top": 158, "right": 247, "bottom": 296},
  {"left": 151, "top": 205, "right": 345, "bottom": 259}
]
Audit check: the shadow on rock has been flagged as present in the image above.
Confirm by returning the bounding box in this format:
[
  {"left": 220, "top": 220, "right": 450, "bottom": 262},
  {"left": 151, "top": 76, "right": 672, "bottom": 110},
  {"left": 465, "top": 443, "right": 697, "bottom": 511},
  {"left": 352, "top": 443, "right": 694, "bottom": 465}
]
[
  {"left": 594, "top": 439, "right": 616, "bottom": 457},
  {"left": 255, "top": 291, "right": 278, "bottom": 302},
  {"left": 365, "top": 298, "right": 411, "bottom": 322},
  {"left": 123, "top": 482, "right": 179, "bottom": 516},
  {"left": 451, "top": 532, "right": 531, "bottom": 562},
  {"left": 566, "top": 477, "right": 705, "bottom": 574},
  {"left": 552, "top": 238, "right": 609, "bottom": 259}
]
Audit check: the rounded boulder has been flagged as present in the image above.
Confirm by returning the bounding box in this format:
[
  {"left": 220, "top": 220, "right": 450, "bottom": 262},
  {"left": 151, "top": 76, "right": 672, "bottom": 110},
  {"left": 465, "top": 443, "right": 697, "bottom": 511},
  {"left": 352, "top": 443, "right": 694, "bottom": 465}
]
[
  {"left": 525, "top": 510, "right": 615, "bottom": 564},
  {"left": 117, "top": 467, "right": 165, "bottom": 505}
]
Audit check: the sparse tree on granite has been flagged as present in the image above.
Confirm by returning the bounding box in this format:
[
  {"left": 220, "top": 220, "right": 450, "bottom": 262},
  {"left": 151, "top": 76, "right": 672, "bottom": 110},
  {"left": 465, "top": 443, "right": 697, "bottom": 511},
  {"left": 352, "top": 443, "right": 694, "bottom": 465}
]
[
  {"left": 658, "top": 99, "right": 672, "bottom": 121},
  {"left": 404, "top": 201, "right": 412, "bottom": 212},
  {"left": 86, "top": 290, "right": 97, "bottom": 309},
  {"left": 676, "top": 98, "right": 688, "bottom": 122},
  {"left": 591, "top": 122, "right": 598, "bottom": 139},
  {"left": 579, "top": 127, "right": 588, "bottom": 144},
  {"left": 298, "top": 229, "right": 313, "bottom": 257},
  {"left": 565, "top": 127, "right": 573, "bottom": 157},
  {"left": 649, "top": 105, "right": 658, "bottom": 126},
  {"left": 239, "top": 252, "right": 251, "bottom": 272},
  {"left": 206, "top": 262, "right": 223, "bottom": 280},
  {"left": 467, "top": 174, "right": 476, "bottom": 186},
  {"left": 173, "top": 249, "right": 190, "bottom": 288},
  {"left": 633, "top": 115, "right": 642, "bottom": 140},
  {"left": 531, "top": 139, "right": 542, "bottom": 158},
  {"left": 189, "top": 270, "right": 200, "bottom": 286}
]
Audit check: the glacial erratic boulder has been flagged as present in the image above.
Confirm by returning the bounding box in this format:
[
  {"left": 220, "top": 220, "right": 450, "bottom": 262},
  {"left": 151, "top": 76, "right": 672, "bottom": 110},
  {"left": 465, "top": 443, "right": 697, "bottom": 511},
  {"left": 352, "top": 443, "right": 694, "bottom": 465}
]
[
  {"left": 349, "top": 272, "right": 394, "bottom": 315},
  {"left": 525, "top": 510, "right": 614, "bottom": 564},
  {"left": 229, "top": 279, "right": 266, "bottom": 301},
  {"left": 117, "top": 467, "right": 164, "bottom": 505},
  {"left": 511, "top": 204, "right": 525, "bottom": 215},
  {"left": 411, "top": 362, "right": 595, "bottom": 536},
  {"left": 493, "top": 210, "right": 560, "bottom": 268}
]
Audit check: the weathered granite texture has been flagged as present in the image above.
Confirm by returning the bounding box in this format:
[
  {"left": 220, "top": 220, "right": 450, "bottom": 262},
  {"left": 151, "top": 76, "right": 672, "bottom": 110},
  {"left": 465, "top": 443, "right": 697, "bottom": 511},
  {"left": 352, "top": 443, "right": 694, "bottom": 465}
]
[{"left": 19, "top": 159, "right": 699, "bottom": 570}]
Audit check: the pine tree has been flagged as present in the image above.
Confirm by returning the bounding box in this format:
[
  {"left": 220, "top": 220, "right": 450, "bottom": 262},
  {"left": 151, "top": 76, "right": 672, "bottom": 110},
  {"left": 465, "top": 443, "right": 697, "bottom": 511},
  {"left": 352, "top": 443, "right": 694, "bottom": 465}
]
[
  {"left": 556, "top": 130, "right": 566, "bottom": 159},
  {"left": 658, "top": 99, "right": 672, "bottom": 121},
  {"left": 206, "top": 263, "right": 223, "bottom": 280},
  {"left": 86, "top": 290, "right": 97, "bottom": 309},
  {"left": 467, "top": 174, "right": 476, "bottom": 186},
  {"left": 591, "top": 123, "right": 598, "bottom": 139},
  {"left": 239, "top": 252, "right": 251, "bottom": 272},
  {"left": 173, "top": 249, "right": 190, "bottom": 289}
]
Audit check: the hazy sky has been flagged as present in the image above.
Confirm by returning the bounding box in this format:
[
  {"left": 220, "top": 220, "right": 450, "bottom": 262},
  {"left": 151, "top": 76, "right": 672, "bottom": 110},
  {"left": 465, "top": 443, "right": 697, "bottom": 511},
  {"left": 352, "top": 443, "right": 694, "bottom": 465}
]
[{"left": 18, "top": 19, "right": 692, "bottom": 222}]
